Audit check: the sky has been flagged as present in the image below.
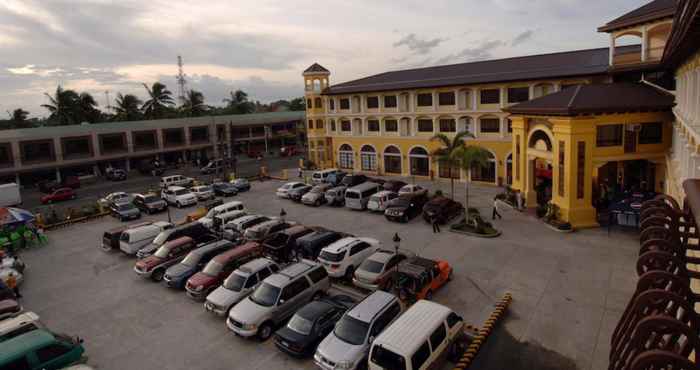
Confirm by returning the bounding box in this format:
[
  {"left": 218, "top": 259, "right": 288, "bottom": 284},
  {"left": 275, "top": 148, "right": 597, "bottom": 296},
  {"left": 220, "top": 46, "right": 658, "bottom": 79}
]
[{"left": 0, "top": 0, "right": 648, "bottom": 118}]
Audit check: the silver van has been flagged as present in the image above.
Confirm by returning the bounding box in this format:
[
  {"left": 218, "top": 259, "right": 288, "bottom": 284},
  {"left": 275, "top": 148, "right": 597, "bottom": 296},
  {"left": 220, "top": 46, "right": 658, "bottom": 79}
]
[
  {"left": 345, "top": 182, "right": 381, "bottom": 210},
  {"left": 204, "top": 258, "right": 280, "bottom": 316},
  {"left": 119, "top": 221, "right": 173, "bottom": 255},
  {"left": 210, "top": 208, "right": 247, "bottom": 231},
  {"left": 223, "top": 215, "right": 270, "bottom": 241},
  {"left": 227, "top": 260, "right": 330, "bottom": 340},
  {"left": 312, "top": 169, "right": 339, "bottom": 184},
  {"left": 367, "top": 191, "right": 399, "bottom": 212},
  {"left": 314, "top": 290, "right": 402, "bottom": 370},
  {"left": 325, "top": 185, "right": 348, "bottom": 206}
]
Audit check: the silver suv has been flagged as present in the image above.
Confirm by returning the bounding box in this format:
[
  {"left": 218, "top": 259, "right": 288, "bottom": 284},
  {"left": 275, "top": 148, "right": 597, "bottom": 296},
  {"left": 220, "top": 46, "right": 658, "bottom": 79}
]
[
  {"left": 205, "top": 258, "right": 280, "bottom": 317},
  {"left": 227, "top": 260, "right": 330, "bottom": 340}
]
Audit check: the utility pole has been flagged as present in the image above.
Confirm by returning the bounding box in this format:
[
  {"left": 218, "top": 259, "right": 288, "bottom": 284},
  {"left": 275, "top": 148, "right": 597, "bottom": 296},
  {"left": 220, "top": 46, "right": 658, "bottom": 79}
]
[{"left": 176, "top": 55, "right": 187, "bottom": 106}]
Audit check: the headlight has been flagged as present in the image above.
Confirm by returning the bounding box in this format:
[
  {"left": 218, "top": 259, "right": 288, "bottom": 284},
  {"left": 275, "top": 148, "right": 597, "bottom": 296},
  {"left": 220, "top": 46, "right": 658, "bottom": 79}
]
[
  {"left": 194, "top": 285, "right": 204, "bottom": 292},
  {"left": 242, "top": 323, "right": 257, "bottom": 330}
]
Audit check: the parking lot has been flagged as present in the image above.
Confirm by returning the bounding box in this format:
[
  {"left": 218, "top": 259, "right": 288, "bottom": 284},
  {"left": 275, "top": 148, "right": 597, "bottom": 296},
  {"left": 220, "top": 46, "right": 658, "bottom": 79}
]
[{"left": 15, "top": 175, "right": 638, "bottom": 370}]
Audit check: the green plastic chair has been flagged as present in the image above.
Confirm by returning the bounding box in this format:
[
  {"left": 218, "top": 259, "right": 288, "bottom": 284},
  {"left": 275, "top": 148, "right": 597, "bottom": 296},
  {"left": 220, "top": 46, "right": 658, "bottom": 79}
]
[
  {"left": 23, "top": 230, "right": 37, "bottom": 247},
  {"left": 10, "top": 232, "right": 22, "bottom": 250}
]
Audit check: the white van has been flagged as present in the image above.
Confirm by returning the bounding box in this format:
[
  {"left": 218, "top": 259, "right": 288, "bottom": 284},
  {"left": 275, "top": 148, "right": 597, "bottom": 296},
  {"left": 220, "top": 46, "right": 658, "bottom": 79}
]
[
  {"left": 200, "top": 201, "right": 245, "bottom": 228},
  {"left": 0, "top": 311, "right": 42, "bottom": 342},
  {"left": 367, "top": 191, "right": 399, "bottom": 212},
  {"left": 160, "top": 174, "right": 194, "bottom": 188},
  {"left": 212, "top": 210, "right": 248, "bottom": 231},
  {"left": 119, "top": 221, "right": 173, "bottom": 255},
  {"left": 345, "top": 182, "right": 381, "bottom": 210},
  {"left": 369, "top": 300, "right": 465, "bottom": 370},
  {"left": 312, "top": 169, "right": 339, "bottom": 184}
]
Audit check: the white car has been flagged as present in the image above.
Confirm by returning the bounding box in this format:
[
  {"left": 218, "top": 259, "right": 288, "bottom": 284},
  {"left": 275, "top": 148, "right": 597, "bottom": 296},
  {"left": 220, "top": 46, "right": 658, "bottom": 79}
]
[
  {"left": 317, "top": 237, "right": 381, "bottom": 279},
  {"left": 98, "top": 192, "right": 131, "bottom": 207},
  {"left": 191, "top": 185, "right": 215, "bottom": 201},
  {"left": 398, "top": 184, "right": 428, "bottom": 196},
  {"left": 367, "top": 190, "right": 399, "bottom": 212},
  {"left": 161, "top": 186, "right": 197, "bottom": 208},
  {"left": 276, "top": 182, "right": 307, "bottom": 198}
]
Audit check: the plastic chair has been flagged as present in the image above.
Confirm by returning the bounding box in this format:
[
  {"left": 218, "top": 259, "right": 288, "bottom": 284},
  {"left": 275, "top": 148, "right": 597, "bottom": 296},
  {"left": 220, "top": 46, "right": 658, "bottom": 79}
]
[{"left": 23, "top": 230, "right": 37, "bottom": 247}]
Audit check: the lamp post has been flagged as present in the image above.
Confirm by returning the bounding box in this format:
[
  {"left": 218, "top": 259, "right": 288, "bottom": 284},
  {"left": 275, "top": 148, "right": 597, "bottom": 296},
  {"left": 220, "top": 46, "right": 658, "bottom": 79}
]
[
  {"left": 392, "top": 233, "right": 401, "bottom": 293},
  {"left": 279, "top": 208, "right": 287, "bottom": 222}
]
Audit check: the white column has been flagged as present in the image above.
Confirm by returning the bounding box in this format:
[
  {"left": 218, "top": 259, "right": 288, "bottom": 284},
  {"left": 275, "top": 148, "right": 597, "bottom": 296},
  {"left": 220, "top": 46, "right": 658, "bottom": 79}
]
[
  {"left": 472, "top": 90, "right": 478, "bottom": 111},
  {"left": 641, "top": 26, "right": 648, "bottom": 62},
  {"left": 609, "top": 33, "right": 615, "bottom": 65}
]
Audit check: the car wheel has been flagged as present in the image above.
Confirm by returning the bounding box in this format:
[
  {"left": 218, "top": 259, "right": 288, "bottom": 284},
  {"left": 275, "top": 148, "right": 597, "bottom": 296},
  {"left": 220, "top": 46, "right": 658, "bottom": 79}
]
[
  {"left": 425, "top": 290, "right": 433, "bottom": 300},
  {"left": 315, "top": 199, "right": 321, "bottom": 207},
  {"left": 258, "top": 322, "right": 274, "bottom": 341},
  {"left": 152, "top": 269, "right": 165, "bottom": 282},
  {"left": 344, "top": 266, "right": 355, "bottom": 281}
]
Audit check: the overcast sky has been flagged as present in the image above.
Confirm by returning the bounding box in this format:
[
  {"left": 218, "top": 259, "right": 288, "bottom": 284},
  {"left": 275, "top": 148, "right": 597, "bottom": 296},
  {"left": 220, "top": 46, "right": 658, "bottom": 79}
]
[{"left": 0, "top": 0, "right": 646, "bottom": 118}]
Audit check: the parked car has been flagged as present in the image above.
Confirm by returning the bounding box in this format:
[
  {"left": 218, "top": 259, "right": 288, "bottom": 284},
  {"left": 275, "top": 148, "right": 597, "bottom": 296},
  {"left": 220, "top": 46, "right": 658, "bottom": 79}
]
[
  {"left": 230, "top": 178, "right": 251, "bottom": 192},
  {"left": 0, "top": 311, "right": 42, "bottom": 343},
  {"left": 274, "top": 295, "right": 356, "bottom": 357},
  {"left": 384, "top": 193, "right": 430, "bottom": 223},
  {"left": 227, "top": 260, "right": 330, "bottom": 340},
  {"left": 222, "top": 215, "right": 270, "bottom": 242},
  {"left": 340, "top": 174, "right": 368, "bottom": 188},
  {"left": 296, "top": 230, "right": 348, "bottom": 260},
  {"left": 382, "top": 180, "right": 407, "bottom": 193},
  {"left": 314, "top": 291, "right": 402, "bottom": 370},
  {"left": 345, "top": 182, "right": 381, "bottom": 210},
  {"left": 205, "top": 258, "right": 280, "bottom": 317},
  {"left": 212, "top": 210, "right": 248, "bottom": 234},
  {"left": 317, "top": 237, "right": 381, "bottom": 280},
  {"left": 136, "top": 222, "right": 215, "bottom": 259},
  {"left": 101, "top": 225, "right": 128, "bottom": 252},
  {"left": 134, "top": 236, "right": 197, "bottom": 281},
  {"left": 160, "top": 174, "right": 194, "bottom": 188},
  {"left": 262, "top": 225, "right": 315, "bottom": 262},
  {"left": 161, "top": 186, "right": 197, "bottom": 208},
  {"left": 0, "top": 183, "right": 21, "bottom": 208},
  {"left": 326, "top": 171, "right": 347, "bottom": 186},
  {"left": 367, "top": 190, "right": 399, "bottom": 212},
  {"left": 394, "top": 256, "right": 453, "bottom": 302},
  {"left": 369, "top": 300, "right": 465, "bottom": 370},
  {"left": 324, "top": 185, "right": 348, "bottom": 206},
  {"left": 0, "top": 296, "right": 21, "bottom": 321},
  {"left": 191, "top": 185, "right": 215, "bottom": 201},
  {"left": 302, "top": 183, "right": 333, "bottom": 206},
  {"left": 109, "top": 202, "right": 141, "bottom": 221},
  {"left": 0, "top": 329, "right": 85, "bottom": 370},
  {"left": 105, "top": 168, "right": 127, "bottom": 181},
  {"left": 289, "top": 184, "right": 314, "bottom": 202},
  {"left": 202, "top": 201, "right": 246, "bottom": 229},
  {"left": 276, "top": 182, "right": 307, "bottom": 199},
  {"left": 163, "top": 240, "right": 236, "bottom": 289},
  {"left": 38, "top": 176, "right": 80, "bottom": 193},
  {"left": 98, "top": 192, "right": 131, "bottom": 207},
  {"left": 353, "top": 249, "right": 411, "bottom": 291},
  {"left": 185, "top": 242, "right": 262, "bottom": 300},
  {"left": 40, "top": 187, "right": 76, "bottom": 204},
  {"left": 119, "top": 221, "right": 173, "bottom": 256},
  {"left": 133, "top": 193, "right": 168, "bottom": 214},
  {"left": 243, "top": 220, "right": 293, "bottom": 242},
  {"left": 312, "top": 169, "right": 340, "bottom": 184},
  {"left": 422, "top": 196, "right": 464, "bottom": 224},
  {"left": 212, "top": 182, "right": 238, "bottom": 197},
  {"left": 398, "top": 184, "right": 428, "bottom": 196},
  {"left": 201, "top": 159, "right": 223, "bottom": 174}
]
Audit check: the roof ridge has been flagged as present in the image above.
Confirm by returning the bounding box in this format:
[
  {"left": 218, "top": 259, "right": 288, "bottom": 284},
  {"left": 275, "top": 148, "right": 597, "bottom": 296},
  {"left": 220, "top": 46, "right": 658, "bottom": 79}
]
[{"left": 566, "top": 85, "right": 583, "bottom": 112}]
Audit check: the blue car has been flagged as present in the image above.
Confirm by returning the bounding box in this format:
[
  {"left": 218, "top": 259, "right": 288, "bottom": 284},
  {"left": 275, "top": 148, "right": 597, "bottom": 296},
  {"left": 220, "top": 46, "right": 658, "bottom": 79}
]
[
  {"left": 231, "top": 178, "right": 251, "bottom": 192},
  {"left": 162, "top": 241, "right": 235, "bottom": 289}
]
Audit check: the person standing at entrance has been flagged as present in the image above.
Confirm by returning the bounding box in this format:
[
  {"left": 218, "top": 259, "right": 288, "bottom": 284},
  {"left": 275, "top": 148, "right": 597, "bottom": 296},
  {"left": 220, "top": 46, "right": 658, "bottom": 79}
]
[
  {"left": 431, "top": 215, "right": 441, "bottom": 233},
  {"left": 6, "top": 272, "right": 20, "bottom": 298},
  {"left": 492, "top": 197, "right": 503, "bottom": 220}
]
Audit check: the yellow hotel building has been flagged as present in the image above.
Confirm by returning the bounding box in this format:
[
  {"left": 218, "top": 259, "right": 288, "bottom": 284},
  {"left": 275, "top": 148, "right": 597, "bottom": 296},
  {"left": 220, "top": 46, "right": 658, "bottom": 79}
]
[{"left": 303, "top": 0, "right": 700, "bottom": 229}]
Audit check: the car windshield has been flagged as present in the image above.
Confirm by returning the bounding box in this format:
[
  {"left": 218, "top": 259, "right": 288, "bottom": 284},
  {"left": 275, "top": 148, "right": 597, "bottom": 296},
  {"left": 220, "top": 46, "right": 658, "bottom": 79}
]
[
  {"left": 181, "top": 252, "right": 201, "bottom": 267},
  {"left": 334, "top": 315, "right": 369, "bottom": 345},
  {"left": 154, "top": 246, "right": 170, "bottom": 258},
  {"left": 202, "top": 260, "right": 224, "bottom": 276},
  {"left": 311, "top": 186, "right": 325, "bottom": 194},
  {"left": 360, "top": 259, "right": 385, "bottom": 274},
  {"left": 174, "top": 189, "right": 190, "bottom": 196},
  {"left": 345, "top": 192, "right": 359, "bottom": 199},
  {"left": 143, "top": 195, "right": 160, "bottom": 203},
  {"left": 152, "top": 232, "right": 170, "bottom": 246},
  {"left": 287, "top": 314, "right": 314, "bottom": 336},
  {"left": 282, "top": 183, "right": 293, "bottom": 189},
  {"left": 223, "top": 272, "right": 247, "bottom": 291},
  {"left": 319, "top": 250, "right": 344, "bottom": 262},
  {"left": 119, "top": 233, "right": 130, "bottom": 242},
  {"left": 249, "top": 282, "right": 280, "bottom": 307},
  {"left": 245, "top": 229, "right": 263, "bottom": 240}
]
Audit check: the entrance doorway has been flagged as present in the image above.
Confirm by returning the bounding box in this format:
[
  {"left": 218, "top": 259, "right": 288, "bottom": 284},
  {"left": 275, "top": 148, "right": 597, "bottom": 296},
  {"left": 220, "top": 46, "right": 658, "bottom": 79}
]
[{"left": 533, "top": 158, "right": 552, "bottom": 206}]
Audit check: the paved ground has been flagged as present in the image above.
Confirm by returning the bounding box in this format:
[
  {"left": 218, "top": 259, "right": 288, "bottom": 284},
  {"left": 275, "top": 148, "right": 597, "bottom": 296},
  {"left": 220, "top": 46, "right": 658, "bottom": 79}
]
[{"left": 15, "top": 174, "right": 637, "bottom": 370}]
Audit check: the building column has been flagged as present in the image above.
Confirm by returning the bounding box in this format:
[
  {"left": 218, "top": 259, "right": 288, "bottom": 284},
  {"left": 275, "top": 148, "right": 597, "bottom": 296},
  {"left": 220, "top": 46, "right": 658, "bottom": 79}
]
[
  {"left": 11, "top": 142, "right": 21, "bottom": 169},
  {"left": 641, "top": 25, "right": 648, "bottom": 62},
  {"left": 53, "top": 137, "right": 63, "bottom": 162},
  {"left": 524, "top": 158, "right": 537, "bottom": 208},
  {"left": 609, "top": 33, "right": 615, "bottom": 65}
]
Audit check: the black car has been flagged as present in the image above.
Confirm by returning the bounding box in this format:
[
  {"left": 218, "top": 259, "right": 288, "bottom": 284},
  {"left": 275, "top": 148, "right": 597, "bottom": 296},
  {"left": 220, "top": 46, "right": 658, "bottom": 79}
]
[
  {"left": 109, "top": 202, "right": 142, "bottom": 221},
  {"left": 340, "top": 174, "right": 368, "bottom": 188},
  {"left": 383, "top": 180, "right": 407, "bottom": 193},
  {"left": 288, "top": 184, "right": 313, "bottom": 202},
  {"left": 212, "top": 182, "right": 238, "bottom": 197},
  {"left": 133, "top": 193, "right": 168, "bottom": 214},
  {"left": 295, "top": 230, "right": 348, "bottom": 260},
  {"left": 422, "top": 196, "right": 465, "bottom": 224},
  {"left": 274, "top": 295, "right": 356, "bottom": 357},
  {"left": 384, "top": 193, "right": 430, "bottom": 223},
  {"left": 136, "top": 222, "right": 218, "bottom": 259}
]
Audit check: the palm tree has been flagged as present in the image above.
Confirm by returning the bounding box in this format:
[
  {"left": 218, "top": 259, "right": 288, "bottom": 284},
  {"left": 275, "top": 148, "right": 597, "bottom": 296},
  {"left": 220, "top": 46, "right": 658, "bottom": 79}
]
[
  {"left": 288, "top": 97, "right": 305, "bottom": 111},
  {"left": 459, "top": 145, "right": 492, "bottom": 211},
  {"left": 113, "top": 93, "right": 143, "bottom": 121},
  {"left": 10, "top": 108, "right": 30, "bottom": 128},
  {"left": 222, "top": 90, "right": 254, "bottom": 114},
  {"left": 141, "top": 82, "right": 175, "bottom": 119},
  {"left": 77, "top": 92, "right": 100, "bottom": 123},
  {"left": 181, "top": 89, "right": 208, "bottom": 117},
  {"left": 431, "top": 131, "right": 473, "bottom": 199},
  {"left": 42, "top": 85, "right": 80, "bottom": 125}
]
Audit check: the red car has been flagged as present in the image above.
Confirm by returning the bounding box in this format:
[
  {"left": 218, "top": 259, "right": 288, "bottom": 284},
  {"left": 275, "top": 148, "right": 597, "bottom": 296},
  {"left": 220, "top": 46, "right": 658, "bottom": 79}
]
[
  {"left": 134, "top": 237, "right": 196, "bottom": 281},
  {"left": 185, "top": 242, "right": 262, "bottom": 300},
  {"left": 40, "top": 187, "right": 76, "bottom": 204}
]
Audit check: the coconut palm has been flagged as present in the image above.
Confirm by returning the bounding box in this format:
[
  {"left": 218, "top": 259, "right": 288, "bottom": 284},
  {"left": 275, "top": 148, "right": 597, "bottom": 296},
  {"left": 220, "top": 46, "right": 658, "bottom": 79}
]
[
  {"left": 181, "top": 89, "right": 208, "bottom": 117},
  {"left": 141, "top": 82, "right": 175, "bottom": 119},
  {"left": 42, "top": 85, "right": 80, "bottom": 125},
  {"left": 77, "top": 92, "right": 100, "bottom": 123},
  {"left": 10, "top": 108, "right": 30, "bottom": 128},
  {"left": 113, "top": 93, "right": 143, "bottom": 121},
  {"left": 431, "top": 131, "right": 473, "bottom": 199},
  {"left": 223, "top": 90, "right": 254, "bottom": 114},
  {"left": 459, "top": 145, "right": 492, "bottom": 210}
]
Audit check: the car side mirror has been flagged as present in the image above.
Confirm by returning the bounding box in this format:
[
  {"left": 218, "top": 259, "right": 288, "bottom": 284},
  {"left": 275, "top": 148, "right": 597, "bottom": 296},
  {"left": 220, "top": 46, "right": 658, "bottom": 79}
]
[
  {"left": 369, "top": 336, "right": 375, "bottom": 344},
  {"left": 279, "top": 299, "right": 286, "bottom": 304}
]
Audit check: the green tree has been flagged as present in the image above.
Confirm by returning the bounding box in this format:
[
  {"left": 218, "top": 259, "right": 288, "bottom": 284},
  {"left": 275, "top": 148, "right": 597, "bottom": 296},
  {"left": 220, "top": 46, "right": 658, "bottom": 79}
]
[
  {"left": 430, "top": 131, "right": 473, "bottom": 199},
  {"left": 289, "top": 97, "right": 305, "bottom": 111},
  {"left": 141, "top": 82, "right": 175, "bottom": 119},
  {"left": 222, "top": 90, "right": 254, "bottom": 114},
  {"left": 77, "top": 92, "right": 100, "bottom": 123},
  {"left": 459, "top": 144, "right": 492, "bottom": 210},
  {"left": 181, "top": 89, "right": 208, "bottom": 117},
  {"left": 42, "top": 85, "right": 80, "bottom": 125},
  {"left": 11, "top": 108, "right": 31, "bottom": 128},
  {"left": 113, "top": 93, "right": 143, "bottom": 121}
]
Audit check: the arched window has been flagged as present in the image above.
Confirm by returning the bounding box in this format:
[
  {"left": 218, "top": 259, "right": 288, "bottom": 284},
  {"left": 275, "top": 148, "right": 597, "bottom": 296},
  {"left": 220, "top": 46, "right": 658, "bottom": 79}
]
[
  {"left": 360, "top": 145, "right": 377, "bottom": 171},
  {"left": 314, "top": 97, "right": 323, "bottom": 109},
  {"left": 471, "top": 149, "right": 496, "bottom": 183},
  {"left": 338, "top": 144, "right": 354, "bottom": 169},
  {"left": 307, "top": 98, "right": 312, "bottom": 109},
  {"left": 409, "top": 147, "right": 429, "bottom": 176},
  {"left": 315, "top": 119, "right": 324, "bottom": 130},
  {"left": 384, "top": 146, "right": 402, "bottom": 174},
  {"left": 529, "top": 130, "right": 553, "bottom": 151}
]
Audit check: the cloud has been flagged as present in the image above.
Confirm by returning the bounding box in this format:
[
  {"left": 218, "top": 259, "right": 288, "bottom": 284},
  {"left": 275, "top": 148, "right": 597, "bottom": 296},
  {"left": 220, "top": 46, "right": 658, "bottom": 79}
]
[
  {"left": 393, "top": 33, "right": 447, "bottom": 55},
  {"left": 511, "top": 30, "right": 534, "bottom": 46},
  {"left": 433, "top": 40, "right": 505, "bottom": 65}
]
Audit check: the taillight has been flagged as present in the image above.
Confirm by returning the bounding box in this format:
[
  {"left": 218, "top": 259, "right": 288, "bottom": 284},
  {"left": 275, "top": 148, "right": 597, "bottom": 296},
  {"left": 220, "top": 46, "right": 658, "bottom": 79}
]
[{"left": 331, "top": 264, "right": 340, "bottom": 269}]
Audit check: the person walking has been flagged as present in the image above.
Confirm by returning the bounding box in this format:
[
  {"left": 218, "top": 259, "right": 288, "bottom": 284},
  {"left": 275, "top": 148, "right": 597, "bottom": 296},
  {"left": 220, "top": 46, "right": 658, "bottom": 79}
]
[
  {"left": 6, "top": 272, "right": 20, "bottom": 298},
  {"left": 298, "top": 167, "right": 303, "bottom": 178},
  {"left": 492, "top": 197, "right": 503, "bottom": 220},
  {"left": 431, "top": 215, "right": 441, "bottom": 233}
]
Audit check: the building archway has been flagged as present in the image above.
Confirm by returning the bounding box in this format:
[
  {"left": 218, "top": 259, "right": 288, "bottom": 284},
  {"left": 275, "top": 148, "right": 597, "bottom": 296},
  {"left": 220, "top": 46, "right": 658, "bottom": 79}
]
[
  {"left": 360, "top": 145, "right": 377, "bottom": 172},
  {"left": 384, "top": 145, "right": 402, "bottom": 174},
  {"left": 409, "top": 146, "right": 430, "bottom": 176},
  {"left": 338, "top": 143, "right": 354, "bottom": 170}
]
